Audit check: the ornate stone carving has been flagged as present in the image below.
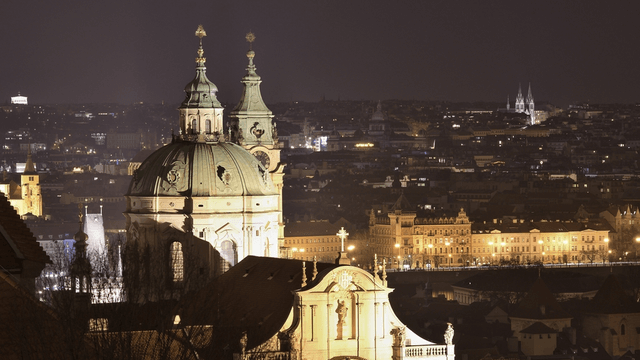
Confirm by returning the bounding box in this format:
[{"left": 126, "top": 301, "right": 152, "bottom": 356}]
[
  {"left": 250, "top": 121, "right": 265, "bottom": 140},
  {"left": 216, "top": 165, "right": 232, "bottom": 186},
  {"left": 336, "top": 299, "right": 348, "bottom": 339},
  {"left": 128, "top": 222, "right": 139, "bottom": 242},
  {"left": 444, "top": 322, "right": 454, "bottom": 345},
  {"left": 256, "top": 163, "right": 271, "bottom": 189},
  {"left": 391, "top": 326, "right": 406, "bottom": 347},
  {"left": 338, "top": 271, "right": 353, "bottom": 290},
  {"left": 272, "top": 122, "right": 278, "bottom": 145},
  {"left": 162, "top": 159, "right": 187, "bottom": 193}
]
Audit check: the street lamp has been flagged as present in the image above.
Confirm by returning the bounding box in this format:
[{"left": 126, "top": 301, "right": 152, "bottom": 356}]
[
  {"left": 347, "top": 245, "right": 355, "bottom": 265},
  {"left": 395, "top": 243, "right": 401, "bottom": 270}
]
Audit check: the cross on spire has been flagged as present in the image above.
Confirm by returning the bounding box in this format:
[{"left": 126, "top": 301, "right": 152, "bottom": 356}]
[{"left": 337, "top": 227, "right": 349, "bottom": 252}]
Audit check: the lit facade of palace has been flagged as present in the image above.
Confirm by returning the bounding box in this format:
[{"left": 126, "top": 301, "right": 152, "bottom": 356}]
[
  {"left": 369, "top": 195, "right": 472, "bottom": 269},
  {"left": 471, "top": 219, "right": 611, "bottom": 265},
  {"left": 368, "top": 196, "right": 612, "bottom": 268}
]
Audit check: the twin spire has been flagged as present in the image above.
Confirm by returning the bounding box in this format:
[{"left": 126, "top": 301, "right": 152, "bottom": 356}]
[{"left": 181, "top": 25, "right": 263, "bottom": 110}]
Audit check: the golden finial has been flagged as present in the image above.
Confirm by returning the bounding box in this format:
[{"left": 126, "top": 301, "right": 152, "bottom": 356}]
[
  {"left": 245, "top": 31, "right": 256, "bottom": 64},
  {"left": 77, "top": 203, "right": 84, "bottom": 223},
  {"left": 196, "top": 25, "right": 207, "bottom": 41},
  {"left": 245, "top": 31, "right": 256, "bottom": 44},
  {"left": 195, "top": 25, "right": 207, "bottom": 66}
]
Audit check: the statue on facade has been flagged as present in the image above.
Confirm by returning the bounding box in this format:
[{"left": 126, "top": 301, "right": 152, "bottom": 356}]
[
  {"left": 390, "top": 326, "right": 406, "bottom": 347},
  {"left": 444, "top": 323, "right": 454, "bottom": 345},
  {"left": 336, "top": 299, "right": 347, "bottom": 339}
]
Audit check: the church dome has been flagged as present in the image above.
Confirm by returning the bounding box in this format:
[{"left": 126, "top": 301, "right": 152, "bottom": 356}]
[
  {"left": 181, "top": 66, "right": 222, "bottom": 108},
  {"left": 127, "top": 140, "right": 276, "bottom": 197}
]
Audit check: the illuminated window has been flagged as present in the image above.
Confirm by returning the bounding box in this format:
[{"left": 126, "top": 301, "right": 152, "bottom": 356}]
[
  {"left": 171, "top": 242, "right": 184, "bottom": 282},
  {"left": 205, "top": 119, "right": 211, "bottom": 133},
  {"left": 89, "top": 318, "right": 108, "bottom": 332}
]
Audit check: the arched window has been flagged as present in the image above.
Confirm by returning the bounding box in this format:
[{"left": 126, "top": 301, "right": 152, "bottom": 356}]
[
  {"left": 171, "top": 242, "right": 184, "bottom": 282},
  {"left": 621, "top": 323, "right": 626, "bottom": 335},
  {"left": 220, "top": 240, "right": 237, "bottom": 273},
  {"left": 205, "top": 119, "right": 211, "bottom": 134},
  {"left": 191, "top": 119, "right": 198, "bottom": 134}
]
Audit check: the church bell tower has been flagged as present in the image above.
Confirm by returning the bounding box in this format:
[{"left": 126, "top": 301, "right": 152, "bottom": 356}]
[{"left": 228, "top": 32, "right": 285, "bottom": 256}]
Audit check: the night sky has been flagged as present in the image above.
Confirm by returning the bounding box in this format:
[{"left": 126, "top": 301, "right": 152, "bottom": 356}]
[{"left": 1, "top": 1, "right": 639, "bottom": 107}]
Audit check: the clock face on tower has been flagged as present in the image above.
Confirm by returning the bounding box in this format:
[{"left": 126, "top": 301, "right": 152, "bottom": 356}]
[{"left": 253, "top": 150, "right": 271, "bottom": 169}]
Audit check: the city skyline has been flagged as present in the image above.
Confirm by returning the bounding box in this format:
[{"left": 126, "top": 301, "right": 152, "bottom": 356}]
[{"left": 1, "top": 1, "right": 639, "bottom": 107}]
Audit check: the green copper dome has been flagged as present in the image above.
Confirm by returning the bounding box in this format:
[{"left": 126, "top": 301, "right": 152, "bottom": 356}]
[
  {"left": 181, "top": 65, "right": 222, "bottom": 108},
  {"left": 181, "top": 33, "right": 222, "bottom": 109},
  {"left": 127, "top": 140, "right": 276, "bottom": 197}
]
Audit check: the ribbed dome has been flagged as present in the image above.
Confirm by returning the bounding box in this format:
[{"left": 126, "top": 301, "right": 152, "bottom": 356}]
[{"left": 128, "top": 141, "right": 275, "bottom": 197}]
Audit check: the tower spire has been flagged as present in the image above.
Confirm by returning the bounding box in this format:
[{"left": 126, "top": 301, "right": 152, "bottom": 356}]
[
  {"left": 71, "top": 204, "right": 92, "bottom": 295},
  {"left": 180, "top": 25, "right": 224, "bottom": 140},
  {"left": 229, "top": 31, "right": 274, "bottom": 145},
  {"left": 24, "top": 146, "right": 36, "bottom": 174},
  {"left": 515, "top": 83, "right": 525, "bottom": 113}
]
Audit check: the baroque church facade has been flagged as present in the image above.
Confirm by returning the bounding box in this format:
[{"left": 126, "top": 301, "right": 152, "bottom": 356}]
[{"left": 124, "top": 26, "right": 284, "bottom": 285}]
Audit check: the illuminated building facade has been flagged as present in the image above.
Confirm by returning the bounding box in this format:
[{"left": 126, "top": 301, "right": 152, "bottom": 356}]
[
  {"left": 508, "top": 83, "right": 536, "bottom": 125},
  {"left": 0, "top": 150, "right": 42, "bottom": 218},
  {"left": 228, "top": 32, "right": 285, "bottom": 255},
  {"left": 471, "top": 219, "right": 611, "bottom": 265},
  {"left": 179, "top": 256, "right": 456, "bottom": 360},
  {"left": 283, "top": 220, "right": 344, "bottom": 262},
  {"left": 124, "top": 27, "right": 281, "bottom": 286},
  {"left": 368, "top": 197, "right": 611, "bottom": 268},
  {"left": 369, "top": 195, "right": 472, "bottom": 269},
  {"left": 10, "top": 93, "right": 27, "bottom": 105}
]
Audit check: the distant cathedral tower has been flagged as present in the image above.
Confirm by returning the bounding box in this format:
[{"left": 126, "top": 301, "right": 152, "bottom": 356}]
[
  {"left": 228, "top": 32, "right": 285, "bottom": 255},
  {"left": 508, "top": 83, "right": 536, "bottom": 125},
  {"left": 526, "top": 83, "right": 535, "bottom": 125},
  {"left": 515, "top": 83, "right": 525, "bottom": 113}
]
